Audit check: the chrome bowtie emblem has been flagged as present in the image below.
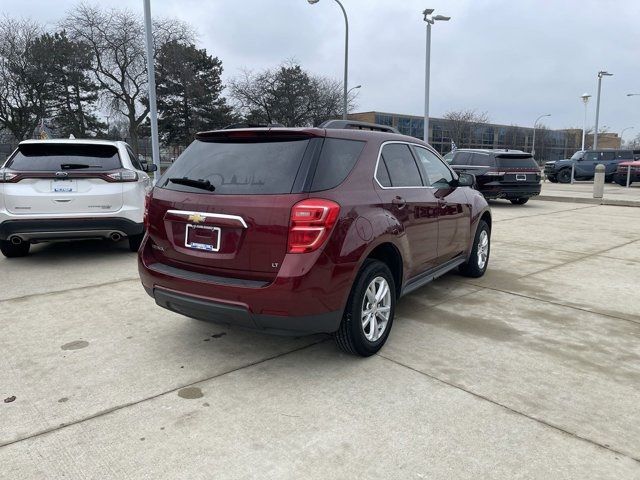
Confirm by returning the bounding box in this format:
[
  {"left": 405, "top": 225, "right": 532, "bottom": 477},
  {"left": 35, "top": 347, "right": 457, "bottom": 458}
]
[{"left": 188, "top": 213, "right": 205, "bottom": 223}]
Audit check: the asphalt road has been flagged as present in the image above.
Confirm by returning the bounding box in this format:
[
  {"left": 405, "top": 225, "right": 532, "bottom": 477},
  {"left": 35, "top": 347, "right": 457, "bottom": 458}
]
[{"left": 1, "top": 200, "right": 639, "bottom": 479}]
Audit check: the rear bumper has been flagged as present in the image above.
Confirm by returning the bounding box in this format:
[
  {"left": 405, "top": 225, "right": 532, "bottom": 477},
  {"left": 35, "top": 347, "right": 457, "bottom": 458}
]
[
  {"left": 138, "top": 236, "right": 352, "bottom": 335},
  {"left": 479, "top": 183, "right": 541, "bottom": 199},
  {"left": 0, "top": 218, "right": 143, "bottom": 241},
  {"left": 148, "top": 287, "right": 341, "bottom": 336}
]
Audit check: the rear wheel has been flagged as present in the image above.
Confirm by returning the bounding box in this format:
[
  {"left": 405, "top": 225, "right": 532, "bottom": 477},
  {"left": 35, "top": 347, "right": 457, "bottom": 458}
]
[
  {"left": 510, "top": 197, "right": 529, "bottom": 205},
  {"left": 557, "top": 168, "right": 572, "bottom": 183},
  {"left": 547, "top": 175, "right": 558, "bottom": 183},
  {"left": 0, "top": 240, "right": 31, "bottom": 258},
  {"left": 335, "top": 259, "right": 395, "bottom": 357},
  {"left": 459, "top": 220, "right": 490, "bottom": 278},
  {"left": 128, "top": 233, "right": 144, "bottom": 252}
]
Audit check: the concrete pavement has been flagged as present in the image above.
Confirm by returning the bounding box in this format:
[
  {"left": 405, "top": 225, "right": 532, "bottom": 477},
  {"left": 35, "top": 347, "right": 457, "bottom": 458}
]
[
  {"left": 537, "top": 181, "right": 640, "bottom": 206},
  {"left": 1, "top": 200, "right": 639, "bottom": 479}
]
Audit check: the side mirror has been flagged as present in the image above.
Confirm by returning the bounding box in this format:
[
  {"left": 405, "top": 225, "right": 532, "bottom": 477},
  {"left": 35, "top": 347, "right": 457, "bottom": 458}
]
[
  {"left": 144, "top": 163, "right": 158, "bottom": 173},
  {"left": 457, "top": 172, "right": 475, "bottom": 187}
]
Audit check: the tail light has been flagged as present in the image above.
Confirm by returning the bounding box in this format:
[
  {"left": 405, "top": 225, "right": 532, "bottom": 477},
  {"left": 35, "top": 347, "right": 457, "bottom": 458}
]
[
  {"left": 0, "top": 171, "right": 18, "bottom": 183},
  {"left": 143, "top": 190, "right": 152, "bottom": 230},
  {"left": 106, "top": 169, "right": 138, "bottom": 182},
  {"left": 485, "top": 171, "right": 506, "bottom": 177},
  {"left": 287, "top": 199, "right": 340, "bottom": 254}
]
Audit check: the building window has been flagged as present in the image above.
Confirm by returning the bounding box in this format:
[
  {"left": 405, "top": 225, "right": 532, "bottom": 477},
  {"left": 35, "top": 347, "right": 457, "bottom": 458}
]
[{"left": 375, "top": 114, "right": 393, "bottom": 126}]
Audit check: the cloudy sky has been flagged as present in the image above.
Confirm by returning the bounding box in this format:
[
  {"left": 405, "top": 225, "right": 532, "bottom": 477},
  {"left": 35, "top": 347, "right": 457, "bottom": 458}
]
[{"left": 4, "top": 0, "right": 640, "bottom": 140}]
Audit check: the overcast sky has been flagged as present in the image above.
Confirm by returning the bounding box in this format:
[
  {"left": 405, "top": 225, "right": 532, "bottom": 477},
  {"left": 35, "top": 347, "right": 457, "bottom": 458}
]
[{"left": 4, "top": 0, "right": 640, "bottom": 139}]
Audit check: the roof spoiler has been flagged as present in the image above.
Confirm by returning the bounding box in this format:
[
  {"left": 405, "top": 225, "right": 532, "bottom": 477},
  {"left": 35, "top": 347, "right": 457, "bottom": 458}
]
[
  {"left": 195, "top": 128, "right": 321, "bottom": 142},
  {"left": 320, "top": 119, "right": 399, "bottom": 134}
]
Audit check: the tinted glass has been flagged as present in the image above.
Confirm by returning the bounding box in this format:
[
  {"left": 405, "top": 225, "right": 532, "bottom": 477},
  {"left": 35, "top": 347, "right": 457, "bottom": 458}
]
[
  {"left": 584, "top": 152, "right": 599, "bottom": 161},
  {"left": 414, "top": 147, "right": 454, "bottom": 187},
  {"left": 376, "top": 159, "right": 392, "bottom": 187},
  {"left": 617, "top": 150, "right": 633, "bottom": 159},
  {"left": 442, "top": 151, "right": 454, "bottom": 163},
  {"left": 451, "top": 151, "right": 471, "bottom": 165},
  {"left": 161, "top": 139, "right": 310, "bottom": 195},
  {"left": 126, "top": 146, "right": 142, "bottom": 170},
  {"left": 495, "top": 155, "right": 538, "bottom": 168},
  {"left": 311, "top": 138, "right": 365, "bottom": 191},
  {"left": 601, "top": 151, "right": 616, "bottom": 161},
  {"left": 380, "top": 144, "right": 423, "bottom": 187},
  {"left": 570, "top": 151, "right": 584, "bottom": 160},
  {"left": 469, "top": 153, "right": 493, "bottom": 166},
  {"left": 7, "top": 144, "right": 121, "bottom": 171}
]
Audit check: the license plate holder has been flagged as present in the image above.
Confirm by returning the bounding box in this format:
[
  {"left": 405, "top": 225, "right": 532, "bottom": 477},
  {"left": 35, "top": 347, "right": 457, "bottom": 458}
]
[
  {"left": 515, "top": 174, "right": 527, "bottom": 181},
  {"left": 185, "top": 224, "right": 221, "bottom": 252},
  {"left": 51, "top": 179, "right": 77, "bottom": 193}
]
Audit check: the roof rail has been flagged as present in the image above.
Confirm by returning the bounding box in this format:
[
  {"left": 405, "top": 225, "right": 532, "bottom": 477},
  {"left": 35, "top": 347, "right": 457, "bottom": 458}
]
[{"left": 320, "top": 119, "right": 399, "bottom": 134}]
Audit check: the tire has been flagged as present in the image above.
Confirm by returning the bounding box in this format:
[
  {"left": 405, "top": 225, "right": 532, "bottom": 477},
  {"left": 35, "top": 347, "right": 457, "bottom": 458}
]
[
  {"left": 128, "top": 233, "right": 144, "bottom": 252},
  {"left": 335, "top": 259, "right": 396, "bottom": 357},
  {"left": 557, "top": 168, "right": 572, "bottom": 183},
  {"left": 459, "top": 220, "right": 490, "bottom": 278},
  {"left": 615, "top": 178, "right": 627, "bottom": 187},
  {"left": 547, "top": 176, "right": 558, "bottom": 183},
  {"left": 0, "top": 240, "right": 31, "bottom": 258},
  {"left": 605, "top": 175, "right": 614, "bottom": 183},
  {"left": 510, "top": 197, "right": 529, "bottom": 205}
]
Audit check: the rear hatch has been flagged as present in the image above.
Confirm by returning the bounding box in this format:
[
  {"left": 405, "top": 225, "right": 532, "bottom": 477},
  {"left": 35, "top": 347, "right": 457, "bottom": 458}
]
[
  {"left": 2, "top": 143, "right": 124, "bottom": 215},
  {"left": 146, "top": 130, "right": 322, "bottom": 279},
  {"left": 494, "top": 153, "right": 541, "bottom": 184}
]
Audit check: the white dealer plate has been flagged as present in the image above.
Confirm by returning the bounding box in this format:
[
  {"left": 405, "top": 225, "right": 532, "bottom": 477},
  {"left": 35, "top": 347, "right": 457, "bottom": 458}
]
[{"left": 51, "top": 179, "right": 77, "bottom": 193}]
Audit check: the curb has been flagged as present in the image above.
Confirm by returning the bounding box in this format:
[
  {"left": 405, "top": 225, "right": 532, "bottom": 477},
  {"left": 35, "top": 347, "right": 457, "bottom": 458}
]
[{"left": 533, "top": 195, "right": 640, "bottom": 208}]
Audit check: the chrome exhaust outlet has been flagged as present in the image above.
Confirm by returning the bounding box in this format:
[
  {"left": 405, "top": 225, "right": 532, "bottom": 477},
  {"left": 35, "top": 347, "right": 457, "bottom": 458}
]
[
  {"left": 110, "top": 232, "right": 122, "bottom": 242},
  {"left": 10, "top": 236, "right": 23, "bottom": 245}
]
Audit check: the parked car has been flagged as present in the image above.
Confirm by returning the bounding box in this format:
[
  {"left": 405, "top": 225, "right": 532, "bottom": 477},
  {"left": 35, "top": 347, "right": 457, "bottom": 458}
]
[
  {"left": 139, "top": 120, "right": 492, "bottom": 356},
  {"left": 544, "top": 149, "right": 635, "bottom": 183},
  {"left": 613, "top": 160, "right": 640, "bottom": 186},
  {"left": 0, "top": 139, "right": 156, "bottom": 257},
  {"left": 447, "top": 149, "right": 541, "bottom": 205}
]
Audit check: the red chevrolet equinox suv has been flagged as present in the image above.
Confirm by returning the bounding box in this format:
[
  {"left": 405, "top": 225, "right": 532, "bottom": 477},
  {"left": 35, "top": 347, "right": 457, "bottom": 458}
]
[{"left": 139, "top": 120, "right": 491, "bottom": 356}]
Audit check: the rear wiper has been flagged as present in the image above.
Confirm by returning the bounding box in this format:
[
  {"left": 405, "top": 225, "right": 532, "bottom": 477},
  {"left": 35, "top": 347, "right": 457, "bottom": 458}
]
[
  {"left": 169, "top": 177, "right": 215, "bottom": 192},
  {"left": 60, "top": 163, "right": 101, "bottom": 170}
]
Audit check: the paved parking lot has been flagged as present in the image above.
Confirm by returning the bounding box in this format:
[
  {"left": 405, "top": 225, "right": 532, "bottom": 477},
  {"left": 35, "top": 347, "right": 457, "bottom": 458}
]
[{"left": 1, "top": 200, "right": 640, "bottom": 479}]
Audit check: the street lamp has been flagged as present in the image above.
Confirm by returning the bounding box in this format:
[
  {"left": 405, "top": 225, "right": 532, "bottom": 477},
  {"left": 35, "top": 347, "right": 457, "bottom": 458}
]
[
  {"left": 580, "top": 93, "right": 591, "bottom": 151},
  {"left": 422, "top": 9, "right": 450, "bottom": 143},
  {"left": 627, "top": 93, "right": 640, "bottom": 97},
  {"left": 531, "top": 113, "right": 551, "bottom": 159},
  {"left": 308, "top": 0, "right": 349, "bottom": 120},
  {"left": 594, "top": 70, "right": 613, "bottom": 149},
  {"left": 347, "top": 84, "right": 362, "bottom": 96},
  {"left": 621, "top": 126, "right": 634, "bottom": 146}
]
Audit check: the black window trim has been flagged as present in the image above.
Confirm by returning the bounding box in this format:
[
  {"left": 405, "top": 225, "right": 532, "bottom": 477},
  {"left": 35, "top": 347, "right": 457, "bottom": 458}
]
[{"left": 373, "top": 140, "right": 457, "bottom": 190}]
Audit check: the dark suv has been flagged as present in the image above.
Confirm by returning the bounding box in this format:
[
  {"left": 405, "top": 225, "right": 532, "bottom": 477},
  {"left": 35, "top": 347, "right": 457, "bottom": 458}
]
[
  {"left": 138, "top": 121, "right": 491, "bottom": 356},
  {"left": 544, "top": 149, "right": 636, "bottom": 183},
  {"left": 447, "top": 149, "right": 541, "bottom": 205}
]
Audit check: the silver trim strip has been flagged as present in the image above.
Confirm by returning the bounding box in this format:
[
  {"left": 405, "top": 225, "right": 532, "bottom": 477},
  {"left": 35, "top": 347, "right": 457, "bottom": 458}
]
[{"left": 166, "top": 210, "right": 248, "bottom": 228}]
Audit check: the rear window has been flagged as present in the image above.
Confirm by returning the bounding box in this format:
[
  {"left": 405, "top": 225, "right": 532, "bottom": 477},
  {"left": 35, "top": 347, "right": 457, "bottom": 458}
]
[
  {"left": 311, "top": 138, "right": 365, "bottom": 191},
  {"left": 161, "top": 139, "right": 310, "bottom": 195},
  {"left": 495, "top": 154, "right": 538, "bottom": 168},
  {"left": 7, "top": 143, "right": 121, "bottom": 171}
]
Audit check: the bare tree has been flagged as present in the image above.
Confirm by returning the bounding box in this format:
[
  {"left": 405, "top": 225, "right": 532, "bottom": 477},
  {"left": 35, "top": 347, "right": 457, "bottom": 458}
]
[
  {"left": 0, "top": 16, "right": 48, "bottom": 140},
  {"left": 61, "top": 4, "right": 193, "bottom": 153},
  {"left": 443, "top": 109, "right": 489, "bottom": 148},
  {"left": 229, "top": 61, "right": 355, "bottom": 127}
]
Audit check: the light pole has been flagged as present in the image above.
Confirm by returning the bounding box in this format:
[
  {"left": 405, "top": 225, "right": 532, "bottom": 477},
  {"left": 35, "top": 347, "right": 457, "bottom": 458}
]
[
  {"left": 531, "top": 113, "right": 551, "bottom": 160},
  {"left": 308, "top": 0, "right": 349, "bottom": 119},
  {"left": 142, "top": 0, "right": 160, "bottom": 182},
  {"left": 347, "top": 85, "right": 362, "bottom": 96},
  {"left": 580, "top": 93, "right": 591, "bottom": 151},
  {"left": 594, "top": 71, "right": 613, "bottom": 149},
  {"left": 422, "top": 9, "right": 450, "bottom": 143}
]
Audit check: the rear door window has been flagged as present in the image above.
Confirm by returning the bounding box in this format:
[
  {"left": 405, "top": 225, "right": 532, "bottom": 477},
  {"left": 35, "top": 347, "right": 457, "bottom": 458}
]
[
  {"left": 469, "top": 153, "right": 493, "bottom": 167},
  {"left": 378, "top": 143, "right": 423, "bottom": 187},
  {"left": 601, "top": 151, "right": 616, "bottom": 161},
  {"left": 616, "top": 150, "right": 633, "bottom": 160},
  {"left": 7, "top": 143, "right": 121, "bottom": 171},
  {"left": 310, "top": 138, "right": 365, "bottom": 191},
  {"left": 160, "top": 139, "right": 310, "bottom": 195},
  {"left": 450, "top": 152, "right": 471, "bottom": 165}
]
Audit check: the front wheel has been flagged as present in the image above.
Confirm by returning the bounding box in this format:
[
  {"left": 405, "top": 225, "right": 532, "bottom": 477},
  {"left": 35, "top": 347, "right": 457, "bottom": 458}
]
[
  {"left": 459, "top": 220, "right": 490, "bottom": 278},
  {"left": 557, "top": 168, "right": 572, "bottom": 183},
  {"left": 335, "top": 259, "right": 396, "bottom": 357},
  {"left": 510, "top": 197, "right": 529, "bottom": 205},
  {"left": 1, "top": 240, "right": 31, "bottom": 258}
]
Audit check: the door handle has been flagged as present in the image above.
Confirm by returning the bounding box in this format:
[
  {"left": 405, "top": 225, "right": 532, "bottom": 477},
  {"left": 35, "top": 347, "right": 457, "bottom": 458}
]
[{"left": 392, "top": 196, "right": 407, "bottom": 209}]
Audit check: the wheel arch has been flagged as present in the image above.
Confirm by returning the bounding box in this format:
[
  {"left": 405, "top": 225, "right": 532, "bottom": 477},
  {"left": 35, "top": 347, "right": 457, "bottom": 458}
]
[{"left": 364, "top": 242, "right": 403, "bottom": 298}]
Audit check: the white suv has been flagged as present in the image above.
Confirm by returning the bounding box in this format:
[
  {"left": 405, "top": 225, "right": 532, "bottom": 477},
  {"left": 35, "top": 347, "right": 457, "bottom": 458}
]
[{"left": 0, "top": 139, "right": 156, "bottom": 257}]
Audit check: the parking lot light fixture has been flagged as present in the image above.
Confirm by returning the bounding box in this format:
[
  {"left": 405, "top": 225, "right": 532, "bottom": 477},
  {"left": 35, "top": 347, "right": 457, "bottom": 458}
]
[
  {"left": 308, "top": 0, "right": 349, "bottom": 120},
  {"left": 531, "top": 113, "right": 551, "bottom": 160},
  {"left": 627, "top": 93, "right": 640, "bottom": 97},
  {"left": 581, "top": 93, "right": 591, "bottom": 151},
  {"left": 621, "top": 126, "right": 634, "bottom": 143},
  {"left": 423, "top": 9, "right": 450, "bottom": 143},
  {"left": 594, "top": 71, "right": 613, "bottom": 149}
]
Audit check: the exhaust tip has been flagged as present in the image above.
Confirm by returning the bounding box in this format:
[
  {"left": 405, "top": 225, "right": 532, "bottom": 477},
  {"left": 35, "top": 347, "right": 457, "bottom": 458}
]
[
  {"left": 110, "top": 232, "right": 122, "bottom": 242},
  {"left": 9, "top": 236, "right": 23, "bottom": 245}
]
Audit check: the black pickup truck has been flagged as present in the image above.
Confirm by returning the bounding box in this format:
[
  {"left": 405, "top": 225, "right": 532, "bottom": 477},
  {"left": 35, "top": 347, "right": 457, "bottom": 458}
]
[{"left": 544, "top": 149, "right": 638, "bottom": 183}]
